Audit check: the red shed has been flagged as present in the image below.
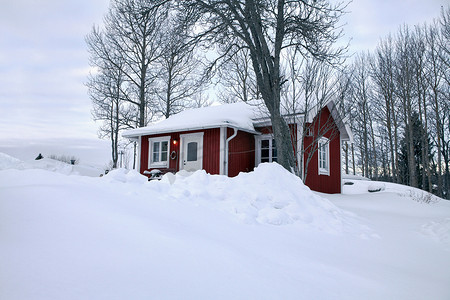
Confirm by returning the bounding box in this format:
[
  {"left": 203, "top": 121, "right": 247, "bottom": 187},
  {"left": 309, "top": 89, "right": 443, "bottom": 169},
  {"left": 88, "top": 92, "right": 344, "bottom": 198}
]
[{"left": 123, "top": 100, "right": 352, "bottom": 193}]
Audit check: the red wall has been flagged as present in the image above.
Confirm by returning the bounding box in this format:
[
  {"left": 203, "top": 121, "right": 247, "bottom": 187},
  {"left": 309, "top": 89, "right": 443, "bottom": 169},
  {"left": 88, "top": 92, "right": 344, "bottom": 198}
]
[
  {"left": 140, "top": 128, "right": 221, "bottom": 175},
  {"left": 228, "top": 129, "right": 255, "bottom": 177},
  {"left": 303, "top": 107, "right": 341, "bottom": 193}
]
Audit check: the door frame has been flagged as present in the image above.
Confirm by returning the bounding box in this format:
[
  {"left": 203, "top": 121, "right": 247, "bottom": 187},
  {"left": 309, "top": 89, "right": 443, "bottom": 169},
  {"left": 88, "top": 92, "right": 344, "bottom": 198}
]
[{"left": 179, "top": 132, "right": 204, "bottom": 171}]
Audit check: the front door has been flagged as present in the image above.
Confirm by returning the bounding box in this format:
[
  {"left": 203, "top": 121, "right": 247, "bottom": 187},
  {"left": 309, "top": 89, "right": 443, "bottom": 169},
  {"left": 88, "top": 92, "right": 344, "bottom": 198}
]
[{"left": 180, "top": 133, "right": 204, "bottom": 171}]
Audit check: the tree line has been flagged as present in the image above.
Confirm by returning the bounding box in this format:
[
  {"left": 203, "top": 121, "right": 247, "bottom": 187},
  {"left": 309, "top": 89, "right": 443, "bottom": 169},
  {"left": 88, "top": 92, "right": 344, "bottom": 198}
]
[
  {"left": 341, "top": 8, "right": 449, "bottom": 199},
  {"left": 86, "top": 1, "right": 449, "bottom": 198}
]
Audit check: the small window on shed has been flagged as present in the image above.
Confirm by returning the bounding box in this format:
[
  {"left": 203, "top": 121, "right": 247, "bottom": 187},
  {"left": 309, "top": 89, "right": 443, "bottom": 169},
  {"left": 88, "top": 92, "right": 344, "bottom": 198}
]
[{"left": 318, "top": 137, "right": 330, "bottom": 176}]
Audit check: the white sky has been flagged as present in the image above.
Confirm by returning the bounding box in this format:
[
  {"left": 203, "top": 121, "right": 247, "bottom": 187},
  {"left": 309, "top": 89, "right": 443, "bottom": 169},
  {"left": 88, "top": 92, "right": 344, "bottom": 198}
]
[{"left": 0, "top": 0, "right": 447, "bottom": 165}]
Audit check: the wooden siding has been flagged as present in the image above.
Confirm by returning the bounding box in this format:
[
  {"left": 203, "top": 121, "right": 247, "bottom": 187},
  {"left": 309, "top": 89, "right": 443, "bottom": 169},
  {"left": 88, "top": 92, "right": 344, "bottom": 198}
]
[
  {"left": 303, "top": 106, "right": 341, "bottom": 193},
  {"left": 227, "top": 129, "right": 255, "bottom": 177},
  {"left": 140, "top": 128, "right": 221, "bottom": 176}
]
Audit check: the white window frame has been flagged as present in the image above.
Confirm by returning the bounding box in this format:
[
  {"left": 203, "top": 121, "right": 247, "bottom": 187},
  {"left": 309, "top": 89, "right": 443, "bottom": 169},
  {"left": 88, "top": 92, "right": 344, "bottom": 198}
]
[
  {"left": 318, "top": 137, "right": 330, "bottom": 176},
  {"left": 148, "top": 136, "right": 171, "bottom": 168},
  {"left": 255, "top": 134, "right": 277, "bottom": 165}
]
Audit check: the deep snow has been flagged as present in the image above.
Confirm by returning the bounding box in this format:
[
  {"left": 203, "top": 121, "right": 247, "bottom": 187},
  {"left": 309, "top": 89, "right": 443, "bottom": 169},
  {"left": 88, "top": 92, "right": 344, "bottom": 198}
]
[{"left": 1, "top": 153, "right": 449, "bottom": 299}]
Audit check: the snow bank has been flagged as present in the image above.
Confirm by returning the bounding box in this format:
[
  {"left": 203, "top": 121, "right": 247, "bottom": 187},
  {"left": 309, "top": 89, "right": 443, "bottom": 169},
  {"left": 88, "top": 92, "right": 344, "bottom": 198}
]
[
  {"left": 154, "top": 163, "right": 368, "bottom": 234},
  {"left": 343, "top": 178, "right": 441, "bottom": 203},
  {"left": 0, "top": 152, "right": 23, "bottom": 169},
  {"left": 0, "top": 152, "right": 104, "bottom": 177},
  {"left": 103, "top": 168, "right": 148, "bottom": 184}
]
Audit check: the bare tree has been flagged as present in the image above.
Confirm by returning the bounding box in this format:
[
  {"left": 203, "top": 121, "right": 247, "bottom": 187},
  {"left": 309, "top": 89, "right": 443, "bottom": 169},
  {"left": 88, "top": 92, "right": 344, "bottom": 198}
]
[
  {"left": 178, "top": 0, "right": 347, "bottom": 172},
  {"left": 217, "top": 48, "right": 260, "bottom": 103},
  {"left": 87, "top": 0, "right": 172, "bottom": 168},
  {"left": 411, "top": 26, "right": 433, "bottom": 191},
  {"left": 394, "top": 26, "right": 418, "bottom": 187},
  {"left": 438, "top": 7, "right": 450, "bottom": 198},
  {"left": 86, "top": 23, "right": 136, "bottom": 168},
  {"left": 371, "top": 35, "right": 401, "bottom": 182},
  {"left": 102, "top": 0, "right": 169, "bottom": 127},
  {"left": 350, "top": 52, "right": 374, "bottom": 178},
  {"left": 155, "top": 20, "right": 205, "bottom": 118},
  {"left": 425, "top": 21, "right": 445, "bottom": 197}
]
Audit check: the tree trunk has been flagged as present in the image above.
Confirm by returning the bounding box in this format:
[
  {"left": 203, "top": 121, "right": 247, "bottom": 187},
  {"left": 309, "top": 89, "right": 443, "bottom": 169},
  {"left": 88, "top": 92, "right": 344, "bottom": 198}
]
[
  {"left": 406, "top": 97, "right": 418, "bottom": 187},
  {"left": 345, "top": 142, "right": 349, "bottom": 174},
  {"left": 351, "top": 142, "right": 356, "bottom": 175},
  {"left": 433, "top": 91, "right": 443, "bottom": 197}
]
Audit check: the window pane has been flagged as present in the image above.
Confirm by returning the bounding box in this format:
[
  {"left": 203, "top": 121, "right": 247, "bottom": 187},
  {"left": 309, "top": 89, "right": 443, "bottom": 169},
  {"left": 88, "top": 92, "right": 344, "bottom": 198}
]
[
  {"left": 153, "top": 142, "right": 160, "bottom": 162},
  {"left": 261, "top": 158, "right": 269, "bottom": 163},
  {"left": 161, "top": 141, "right": 168, "bottom": 162},
  {"left": 261, "top": 149, "right": 269, "bottom": 158},
  {"left": 271, "top": 139, "right": 277, "bottom": 162},
  {"left": 187, "top": 142, "right": 198, "bottom": 161},
  {"left": 261, "top": 139, "right": 270, "bottom": 148},
  {"left": 161, "top": 141, "right": 168, "bottom": 152},
  {"left": 318, "top": 140, "right": 328, "bottom": 171},
  {"left": 153, "top": 141, "right": 160, "bottom": 152},
  {"left": 320, "top": 146, "right": 325, "bottom": 168}
]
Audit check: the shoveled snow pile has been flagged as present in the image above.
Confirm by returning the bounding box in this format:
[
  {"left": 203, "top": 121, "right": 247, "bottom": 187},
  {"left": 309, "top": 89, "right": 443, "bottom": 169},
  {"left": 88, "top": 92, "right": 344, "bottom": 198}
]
[
  {"left": 0, "top": 152, "right": 104, "bottom": 177},
  {"left": 141, "top": 164, "right": 368, "bottom": 234}
]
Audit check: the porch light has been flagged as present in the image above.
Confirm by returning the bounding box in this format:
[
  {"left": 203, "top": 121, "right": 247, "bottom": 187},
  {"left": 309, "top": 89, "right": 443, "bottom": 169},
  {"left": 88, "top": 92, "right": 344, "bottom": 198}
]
[{"left": 172, "top": 139, "right": 178, "bottom": 145}]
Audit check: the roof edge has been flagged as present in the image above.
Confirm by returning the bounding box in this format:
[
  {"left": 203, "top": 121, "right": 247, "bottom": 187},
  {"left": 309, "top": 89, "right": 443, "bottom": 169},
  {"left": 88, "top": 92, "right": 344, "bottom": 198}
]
[{"left": 122, "top": 123, "right": 259, "bottom": 139}]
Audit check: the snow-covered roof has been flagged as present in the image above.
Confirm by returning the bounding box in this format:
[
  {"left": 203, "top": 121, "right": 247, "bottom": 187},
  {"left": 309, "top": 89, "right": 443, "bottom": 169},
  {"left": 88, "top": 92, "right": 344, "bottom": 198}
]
[
  {"left": 122, "top": 102, "right": 265, "bottom": 138},
  {"left": 122, "top": 100, "right": 352, "bottom": 140}
]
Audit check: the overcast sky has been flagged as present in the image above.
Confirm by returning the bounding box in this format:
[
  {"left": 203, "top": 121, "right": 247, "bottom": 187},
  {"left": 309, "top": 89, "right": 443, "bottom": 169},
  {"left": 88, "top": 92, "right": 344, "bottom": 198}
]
[{"left": 0, "top": 0, "right": 447, "bottom": 166}]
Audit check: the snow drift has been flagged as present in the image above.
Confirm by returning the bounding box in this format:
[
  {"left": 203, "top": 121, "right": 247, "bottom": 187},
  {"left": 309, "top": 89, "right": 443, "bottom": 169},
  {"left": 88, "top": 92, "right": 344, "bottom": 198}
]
[
  {"left": 146, "top": 163, "right": 366, "bottom": 234},
  {"left": 1, "top": 152, "right": 450, "bottom": 300}
]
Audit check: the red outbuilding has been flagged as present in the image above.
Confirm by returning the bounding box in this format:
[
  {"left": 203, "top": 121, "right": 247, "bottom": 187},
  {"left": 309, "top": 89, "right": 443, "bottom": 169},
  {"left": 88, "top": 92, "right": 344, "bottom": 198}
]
[{"left": 123, "top": 100, "right": 352, "bottom": 193}]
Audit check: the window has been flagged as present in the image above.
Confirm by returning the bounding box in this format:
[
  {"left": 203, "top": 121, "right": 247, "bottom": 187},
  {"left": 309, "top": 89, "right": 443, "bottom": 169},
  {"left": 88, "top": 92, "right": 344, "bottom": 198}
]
[
  {"left": 187, "top": 142, "right": 198, "bottom": 161},
  {"left": 149, "top": 136, "right": 170, "bottom": 167},
  {"left": 257, "top": 135, "right": 277, "bottom": 164},
  {"left": 318, "top": 137, "right": 329, "bottom": 175}
]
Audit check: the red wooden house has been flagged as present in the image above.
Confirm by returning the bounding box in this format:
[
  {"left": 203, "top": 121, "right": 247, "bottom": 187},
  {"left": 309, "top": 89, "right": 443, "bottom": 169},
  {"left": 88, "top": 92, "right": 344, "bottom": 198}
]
[{"left": 122, "top": 101, "right": 352, "bottom": 193}]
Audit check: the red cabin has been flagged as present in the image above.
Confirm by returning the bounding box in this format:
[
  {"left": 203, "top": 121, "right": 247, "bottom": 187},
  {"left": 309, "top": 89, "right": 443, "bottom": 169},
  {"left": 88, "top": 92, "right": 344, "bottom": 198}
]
[{"left": 123, "top": 101, "right": 352, "bottom": 193}]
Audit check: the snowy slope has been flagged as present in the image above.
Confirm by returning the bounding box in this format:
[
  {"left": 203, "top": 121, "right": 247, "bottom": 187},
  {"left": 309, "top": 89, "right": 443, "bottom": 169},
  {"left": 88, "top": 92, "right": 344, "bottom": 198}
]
[
  {"left": 1, "top": 155, "right": 449, "bottom": 300},
  {"left": 0, "top": 152, "right": 104, "bottom": 177}
]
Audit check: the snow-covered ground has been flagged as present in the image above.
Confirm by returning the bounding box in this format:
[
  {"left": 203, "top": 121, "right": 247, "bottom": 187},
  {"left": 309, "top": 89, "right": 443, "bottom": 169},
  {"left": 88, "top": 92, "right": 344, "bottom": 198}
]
[
  {"left": 1, "top": 153, "right": 449, "bottom": 300},
  {"left": 0, "top": 152, "right": 105, "bottom": 177}
]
